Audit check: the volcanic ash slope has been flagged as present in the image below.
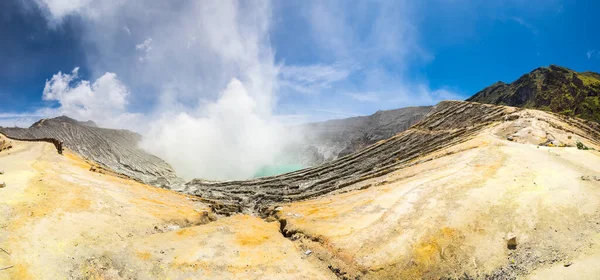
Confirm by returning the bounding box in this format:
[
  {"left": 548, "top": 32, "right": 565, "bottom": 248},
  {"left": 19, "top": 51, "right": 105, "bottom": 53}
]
[{"left": 1, "top": 101, "right": 600, "bottom": 279}]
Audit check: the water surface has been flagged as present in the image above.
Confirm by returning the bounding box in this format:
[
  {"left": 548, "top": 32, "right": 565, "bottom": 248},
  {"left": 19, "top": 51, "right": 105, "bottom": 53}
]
[{"left": 253, "top": 164, "right": 304, "bottom": 178}]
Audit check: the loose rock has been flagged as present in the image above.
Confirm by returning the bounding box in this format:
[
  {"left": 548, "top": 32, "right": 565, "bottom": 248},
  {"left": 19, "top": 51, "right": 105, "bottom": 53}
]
[
  {"left": 506, "top": 232, "right": 517, "bottom": 248},
  {"left": 0, "top": 182, "right": 5, "bottom": 188},
  {"left": 304, "top": 250, "right": 312, "bottom": 256}
]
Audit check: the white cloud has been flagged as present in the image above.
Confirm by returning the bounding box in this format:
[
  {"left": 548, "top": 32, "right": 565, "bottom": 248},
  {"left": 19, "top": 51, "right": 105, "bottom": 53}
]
[
  {"left": 587, "top": 49, "right": 598, "bottom": 59},
  {"left": 345, "top": 92, "right": 380, "bottom": 102},
  {"left": 0, "top": 113, "right": 44, "bottom": 118},
  {"left": 40, "top": 67, "right": 142, "bottom": 130},
  {"left": 511, "top": 17, "right": 539, "bottom": 36},
  {"left": 313, "top": 109, "right": 358, "bottom": 118},
  {"left": 35, "top": 0, "right": 92, "bottom": 24},
  {"left": 0, "top": 118, "right": 37, "bottom": 128},
  {"left": 279, "top": 62, "right": 353, "bottom": 94},
  {"left": 0, "top": 113, "right": 45, "bottom": 128},
  {"left": 299, "top": 1, "right": 454, "bottom": 113},
  {"left": 135, "top": 38, "right": 152, "bottom": 62},
  {"left": 346, "top": 86, "right": 462, "bottom": 109},
  {"left": 307, "top": 1, "right": 421, "bottom": 64}
]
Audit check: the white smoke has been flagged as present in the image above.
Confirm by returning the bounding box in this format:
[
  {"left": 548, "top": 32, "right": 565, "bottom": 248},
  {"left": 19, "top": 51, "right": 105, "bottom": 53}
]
[
  {"left": 142, "top": 79, "right": 287, "bottom": 180},
  {"left": 31, "top": 0, "right": 290, "bottom": 180},
  {"left": 26, "top": 0, "right": 461, "bottom": 180}
]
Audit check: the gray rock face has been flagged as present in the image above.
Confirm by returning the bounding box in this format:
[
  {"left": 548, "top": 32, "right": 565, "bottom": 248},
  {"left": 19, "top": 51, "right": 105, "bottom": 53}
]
[
  {"left": 286, "top": 106, "right": 433, "bottom": 166},
  {"left": 0, "top": 116, "right": 182, "bottom": 187}
]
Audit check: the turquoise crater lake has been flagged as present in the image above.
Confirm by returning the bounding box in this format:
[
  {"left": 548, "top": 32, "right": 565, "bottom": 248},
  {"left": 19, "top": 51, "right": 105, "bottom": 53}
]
[{"left": 253, "top": 164, "right": 304, "bottom": 178}]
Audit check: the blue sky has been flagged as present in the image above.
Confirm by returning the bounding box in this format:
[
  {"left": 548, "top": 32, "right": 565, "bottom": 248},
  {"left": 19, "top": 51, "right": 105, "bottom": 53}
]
[{"left": 1, "top": 0, "right": 600, "bottom": 128}]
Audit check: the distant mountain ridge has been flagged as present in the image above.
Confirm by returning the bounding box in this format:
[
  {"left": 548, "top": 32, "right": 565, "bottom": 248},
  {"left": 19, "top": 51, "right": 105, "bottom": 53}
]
[
  {"left": 467, "top": 65, "right": 600, "bottom": 122},
  {"left": 286, "top": 106, "right": 433, "bottom": 166},
  {"left": 0, "top": 116, "right": 182, "bottom": 187},
  {"left": 29, "top": 116, "right": 99, "bottom": 128}
]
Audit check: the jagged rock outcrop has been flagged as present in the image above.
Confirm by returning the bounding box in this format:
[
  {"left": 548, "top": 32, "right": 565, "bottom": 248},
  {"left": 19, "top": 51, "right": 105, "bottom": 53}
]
[
  {"left": 287, "top": 106, "right": 432, "bottom": 166},
  {"left": 182, "top": 101, "right": 519, "bottom": 214},
  {"left": 467, "top": 65, "right": 600, "bottom": 122},
  {"left": 0, "top": 116, "right": 182, "bottom": 187}
]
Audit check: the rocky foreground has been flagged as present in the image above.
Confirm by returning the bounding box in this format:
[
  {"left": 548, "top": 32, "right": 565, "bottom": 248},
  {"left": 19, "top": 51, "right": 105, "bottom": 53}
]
[{"left": 1, "top": 101, "right": 600, "bottom": 279}]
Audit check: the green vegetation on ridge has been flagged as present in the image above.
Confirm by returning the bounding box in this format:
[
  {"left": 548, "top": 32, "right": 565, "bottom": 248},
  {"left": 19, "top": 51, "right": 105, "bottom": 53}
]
[{"left": 467, "top": 65, "right": 600, "bottom": 123}]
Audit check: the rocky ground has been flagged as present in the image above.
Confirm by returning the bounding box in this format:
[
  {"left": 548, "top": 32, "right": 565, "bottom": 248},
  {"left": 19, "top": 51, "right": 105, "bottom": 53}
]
[{"left": 1, "top": 101, "right": 600, "bottom": 279}]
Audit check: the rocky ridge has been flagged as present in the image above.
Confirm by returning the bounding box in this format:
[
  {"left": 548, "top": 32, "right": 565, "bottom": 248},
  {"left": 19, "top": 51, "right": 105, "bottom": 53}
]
[{"left": 0, "top": 116, "right": 182, "bottom": 187}]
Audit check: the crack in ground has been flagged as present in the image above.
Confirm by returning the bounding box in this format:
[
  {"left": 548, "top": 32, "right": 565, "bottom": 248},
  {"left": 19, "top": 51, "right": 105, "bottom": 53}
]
[{"left": 276, "top": 217, "right": 363, "bottom": 280}]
